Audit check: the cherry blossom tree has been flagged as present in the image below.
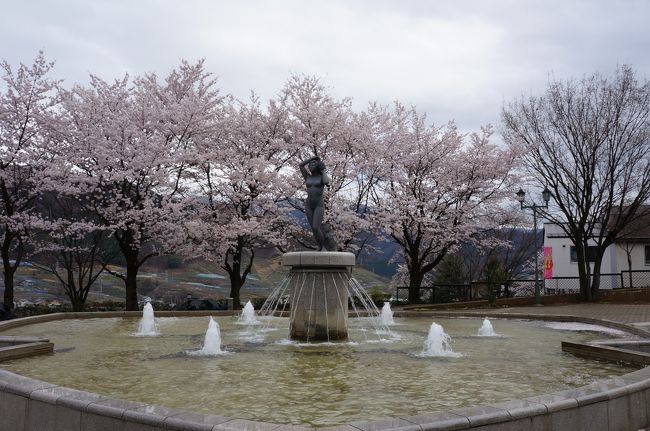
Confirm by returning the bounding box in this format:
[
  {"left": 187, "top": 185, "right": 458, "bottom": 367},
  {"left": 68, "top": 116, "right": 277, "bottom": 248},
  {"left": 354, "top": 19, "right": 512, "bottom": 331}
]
[
  {"left": 187, "top": 94, "right": 296, "bottom": 308},
  {"left": 186, "top": 76, "right": 384, "bottom": 307},
  {"left": 371, "top": 104, "right": 517, "bottom": 303},
  {"left": 0, "top": 52, "right": 61, "bottom": 311},
  {"left": 280, "top": 75, "right": 380, "bottom": 253},
  {"left": 0, "top": 54, "right": 527, "bottom": 313},
  {"left": 60, "top": 60, "right": 221, "bottom": 310},
  {"left": 31, "top": 193, "right": 116, "bottom": 311}
]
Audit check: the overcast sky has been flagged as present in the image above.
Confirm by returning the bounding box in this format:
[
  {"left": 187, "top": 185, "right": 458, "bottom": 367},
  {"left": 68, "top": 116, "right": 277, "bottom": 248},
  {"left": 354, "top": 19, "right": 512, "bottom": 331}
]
[{"left": 3, "top": 0, "right": 649, "bottom": 132}]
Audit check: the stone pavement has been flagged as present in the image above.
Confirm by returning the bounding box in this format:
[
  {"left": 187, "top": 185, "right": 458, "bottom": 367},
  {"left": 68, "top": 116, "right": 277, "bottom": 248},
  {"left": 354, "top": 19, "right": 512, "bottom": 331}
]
[
  {"left": 404, "top": 303, "right": 650, "bottom": 337},
  {"left": 447, "top": 303, "right": 650, "bottom": 325}
]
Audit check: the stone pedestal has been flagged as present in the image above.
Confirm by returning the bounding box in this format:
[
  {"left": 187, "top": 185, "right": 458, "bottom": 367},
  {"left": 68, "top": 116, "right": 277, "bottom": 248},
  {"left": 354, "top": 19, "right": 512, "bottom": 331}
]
[{"left": 282, "top": 251, "right": 355, "bottom": 341}]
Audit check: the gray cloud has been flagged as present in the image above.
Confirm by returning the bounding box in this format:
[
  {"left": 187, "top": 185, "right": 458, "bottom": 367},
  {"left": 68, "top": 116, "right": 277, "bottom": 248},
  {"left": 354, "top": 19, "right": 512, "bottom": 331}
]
[{"left": 2, "top": 0, "right": 649, "bottom": 132}]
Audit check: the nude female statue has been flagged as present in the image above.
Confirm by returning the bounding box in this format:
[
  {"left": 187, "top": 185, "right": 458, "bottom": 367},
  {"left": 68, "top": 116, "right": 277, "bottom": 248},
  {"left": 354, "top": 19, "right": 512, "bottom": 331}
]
[{"left": 299, "top": 155, "right": 331, "bottom": 251}]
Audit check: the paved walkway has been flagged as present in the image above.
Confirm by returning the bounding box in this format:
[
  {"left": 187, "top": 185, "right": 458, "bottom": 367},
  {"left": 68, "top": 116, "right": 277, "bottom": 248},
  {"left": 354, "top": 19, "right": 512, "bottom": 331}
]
[
  {"left": 451, "top": 303, "right": 650, "bottom": 324},
  {"left": 409, "top": 303, "right": 650, "bottom": 336}
]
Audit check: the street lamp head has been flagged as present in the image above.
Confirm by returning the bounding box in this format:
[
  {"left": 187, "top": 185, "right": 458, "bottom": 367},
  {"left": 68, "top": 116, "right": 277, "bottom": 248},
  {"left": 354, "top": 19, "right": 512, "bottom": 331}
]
[
  {"left": 516, "top": 188, "right": 526, "bottom": 203},
  {"left": 542, "top": 186, "right": 551, "bottom": 205}
]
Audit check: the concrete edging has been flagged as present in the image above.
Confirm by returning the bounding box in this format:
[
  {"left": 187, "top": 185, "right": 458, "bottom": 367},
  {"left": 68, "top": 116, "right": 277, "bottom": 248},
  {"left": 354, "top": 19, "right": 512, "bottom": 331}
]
[
  {"left": 282, "top": 251, "right": 356, "bottom": 268},
  {"left": 0, "top": 311, "right": 649, "bottom": 430}
]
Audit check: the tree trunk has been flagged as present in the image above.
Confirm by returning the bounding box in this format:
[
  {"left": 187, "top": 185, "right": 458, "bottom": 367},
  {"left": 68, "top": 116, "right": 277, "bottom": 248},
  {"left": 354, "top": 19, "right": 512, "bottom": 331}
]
[
  {"left": 125, "top": 261, "right": 139, "bottom": 311},
  {"left": 590, "top": 255, "right": 604, "bottom": 301},
  {"left": 224, "top": 241, "right": 254, "bottom": 311},
  {"left": 66, "top": 270, "right": 86, "bottom": 312},
  {"left": 124, "top": 249, "right": 140, "bottom": 311},
  {"left": 69, "top": 283, "right": 86, "bottom": 312},
  {"left": 574, "top": 243, "right": 592, "bottom": 302},
  {"left": 228, "top": 253, "right": 243, "bottom": 310},
  {"left": 2, "top": 264, "right": 15, "bottom": 311},
  {"left": 407, "top": 268, "right": 424, "bottom": 304},
  {"left": 626, "top": 251, "right": 633, "bottom": 288},
  {"left": 1, "top": 237, "right": 16, "bottom": 311},
  {"left": 590, "top": 274, "right": 601, "bottom": 302},
  {"left": 115, "top": 231, "right": 142, "bottom": 311},
  {"left": 576, "top": 272, "right": 588, "bottom": 301},
  {"left": 71, "top": 297, "right": 85, "bottom": 312},
  {"left": 229, "top": 274, "right": 243, "bottom": 310}
]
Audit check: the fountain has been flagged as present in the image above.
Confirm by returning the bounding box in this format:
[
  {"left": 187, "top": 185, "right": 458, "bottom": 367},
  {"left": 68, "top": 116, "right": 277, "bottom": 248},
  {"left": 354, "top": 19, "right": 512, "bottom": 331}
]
[
  {"left": 257, "top": 251, "right": 387, "bottom": 342},
  {"left": 254, "top": 156, "right": 390, "bottom": 342},
  {"left": 379, "top": 302, "right": 395, "bottom": 326},
  {"left": 237, "top": 301, "right": 260, "bottom": 325},
  {"left": 189, "top": 317, "right": 225, "bottom": 356},
  {"left": 267, "top": 156, "right": 355, "bottom": 341},
  {"left": 419, "top": 322, "right": 462, "bottom": 357},
  {"left": 280, "top": 251, "right": 355, "bottom": 341},
  {"left": 478, "top": 317, "right": 498, "bottom": 337},
  {"left": 135, "top": 302, "right": 159, "bottom": 336}
]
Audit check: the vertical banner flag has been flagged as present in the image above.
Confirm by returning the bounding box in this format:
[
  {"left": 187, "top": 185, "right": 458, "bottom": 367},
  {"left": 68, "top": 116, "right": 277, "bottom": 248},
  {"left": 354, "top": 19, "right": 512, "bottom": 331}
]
[{"left": 543, "top": 247, "right": 553, "bottom": 279}]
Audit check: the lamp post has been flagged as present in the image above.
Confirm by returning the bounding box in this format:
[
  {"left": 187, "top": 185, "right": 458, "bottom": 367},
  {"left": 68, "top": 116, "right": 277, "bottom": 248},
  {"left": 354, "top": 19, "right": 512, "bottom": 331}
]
[{"left": 516, "top": 186, "right": 551, "bottom": 306}]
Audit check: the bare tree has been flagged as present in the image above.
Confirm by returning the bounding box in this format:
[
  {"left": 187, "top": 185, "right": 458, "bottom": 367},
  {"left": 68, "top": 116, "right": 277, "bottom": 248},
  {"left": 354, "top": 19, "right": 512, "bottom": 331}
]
[
  {"left": 502, "top": 66, "right": 650, "bottom": 301},
  {"left": 462, "top": 226, "right": 538, "bottom": 282},
  {"left": 614, "top": 205, "right": 650, "bottom": 288}
]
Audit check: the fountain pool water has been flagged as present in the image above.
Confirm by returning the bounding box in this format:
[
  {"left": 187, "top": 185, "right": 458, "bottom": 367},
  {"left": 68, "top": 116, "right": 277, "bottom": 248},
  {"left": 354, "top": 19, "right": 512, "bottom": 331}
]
[
  {"left": 237, "top": 301, "right": 259, "bottom": 325},
  {"left": 379, "top": 302, "right": 395, "bottom": 326},
  {"left": 0, "top": 316, "right": 634, "bottom": 426},
  {"left": 134, "top": 303, "right": 159, "bottom": 336},
  {"left": 478, "top": 318, "right": 498, "bottom": 337}
]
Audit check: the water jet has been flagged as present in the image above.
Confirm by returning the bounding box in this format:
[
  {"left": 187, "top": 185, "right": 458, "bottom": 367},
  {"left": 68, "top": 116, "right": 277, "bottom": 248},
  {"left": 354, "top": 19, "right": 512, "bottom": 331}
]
[
  {"left": 419, "top": 321, "right": 462, "bottom": 357},
  {"left": 380, "top": 302, "right": 395, "bottom": 326},
  {"left": 135, "top": 302, "right": 159, "bottom": 336},
  {"left": 237, "top": 301, "right": 259, "bottom": 325},
  {"left": 478, "top": 317, "right": 498, "bottom": 337}
]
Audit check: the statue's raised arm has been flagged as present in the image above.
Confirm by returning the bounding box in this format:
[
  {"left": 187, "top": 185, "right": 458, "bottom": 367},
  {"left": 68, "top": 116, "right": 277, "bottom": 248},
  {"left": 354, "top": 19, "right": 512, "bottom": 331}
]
[{"left": 299, "top": 156, "right": 320, "bottom": 180}]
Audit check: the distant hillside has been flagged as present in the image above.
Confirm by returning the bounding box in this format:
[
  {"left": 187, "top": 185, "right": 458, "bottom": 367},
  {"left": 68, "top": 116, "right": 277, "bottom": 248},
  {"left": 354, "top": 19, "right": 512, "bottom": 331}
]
[
  {"left": 2, "top": 226, "right": 539, "bottom": 309},
  {"left": 357, "top": 238, "right": 401, "bottom": 278},
  {"left": 2, "top": 247, "right": 393, "bottom": 309}
]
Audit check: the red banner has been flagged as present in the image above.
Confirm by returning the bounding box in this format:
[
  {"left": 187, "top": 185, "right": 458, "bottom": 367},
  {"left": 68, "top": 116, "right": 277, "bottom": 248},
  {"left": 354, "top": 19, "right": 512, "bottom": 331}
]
[{"left": 543, "top": 247, "right": 553, "bottom": 279}]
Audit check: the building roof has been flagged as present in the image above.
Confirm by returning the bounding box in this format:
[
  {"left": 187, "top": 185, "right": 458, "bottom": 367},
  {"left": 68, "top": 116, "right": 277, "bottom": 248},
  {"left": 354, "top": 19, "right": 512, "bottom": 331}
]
[
  {"left": 611, "top": 205, "right": 650, "bottom": 242},
  {"left": 543, "top": 205, "right": 650, "bottom": 242}
]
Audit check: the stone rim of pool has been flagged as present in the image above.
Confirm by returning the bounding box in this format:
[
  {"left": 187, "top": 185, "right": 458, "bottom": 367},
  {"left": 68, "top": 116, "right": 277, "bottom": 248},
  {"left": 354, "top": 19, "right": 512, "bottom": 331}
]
[{"left": 0, "top": 310, "right": 649, "bottom": 431}]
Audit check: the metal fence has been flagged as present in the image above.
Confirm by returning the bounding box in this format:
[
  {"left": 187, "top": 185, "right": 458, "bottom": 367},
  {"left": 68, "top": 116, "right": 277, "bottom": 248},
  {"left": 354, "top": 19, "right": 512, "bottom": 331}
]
[
  {"left": 394, "top": 284, "right": 472, "bottom": 304},
  {"left": 543, "top": 277, "right": 581, "bottom": 294},
  {"left": 598, "top": 273, "right": 624, "bottom": 290},
  {"left": 395, "top": 280, "right": 532, "bottom": 304},
  {"left": 469, "top": 280, "right": 537, "bottom": 299},
  {"left": 504, "top": 280, "right": 537, "bottom": 297},
  {"left": 395, "top": 270, "right": 650, "bottom": 304},
  {"left": 621, "top": 270, "right": 650, "bottom": 289},
  {"left": 544, "top": 271, "right": 650, "bottom": 293}
]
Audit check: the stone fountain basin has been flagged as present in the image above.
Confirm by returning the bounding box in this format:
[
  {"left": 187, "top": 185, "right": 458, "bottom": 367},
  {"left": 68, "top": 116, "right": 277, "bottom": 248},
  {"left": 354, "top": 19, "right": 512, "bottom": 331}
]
[{"left": 0, "top": 311, "right": 649, "bottom": 431}]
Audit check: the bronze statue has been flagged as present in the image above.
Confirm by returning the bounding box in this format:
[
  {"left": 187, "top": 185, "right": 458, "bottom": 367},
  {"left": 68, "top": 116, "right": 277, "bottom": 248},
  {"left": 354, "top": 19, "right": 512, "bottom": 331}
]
[{"left": 299, "top": 156, "right": 336, "bottom": 251}]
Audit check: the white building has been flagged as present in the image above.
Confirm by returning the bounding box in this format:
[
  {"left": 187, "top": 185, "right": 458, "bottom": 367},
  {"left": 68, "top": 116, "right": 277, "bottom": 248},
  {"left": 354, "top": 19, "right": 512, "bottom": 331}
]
[{"left": 543, "top": 213, "right": 650, "bottom": 291}]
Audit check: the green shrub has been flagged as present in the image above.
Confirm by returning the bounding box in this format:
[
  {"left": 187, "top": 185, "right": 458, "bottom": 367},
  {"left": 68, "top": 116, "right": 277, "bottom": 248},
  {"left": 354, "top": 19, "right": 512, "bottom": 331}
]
[{"left": 369, "top": 285, "right": 387, "bottom": 307}]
